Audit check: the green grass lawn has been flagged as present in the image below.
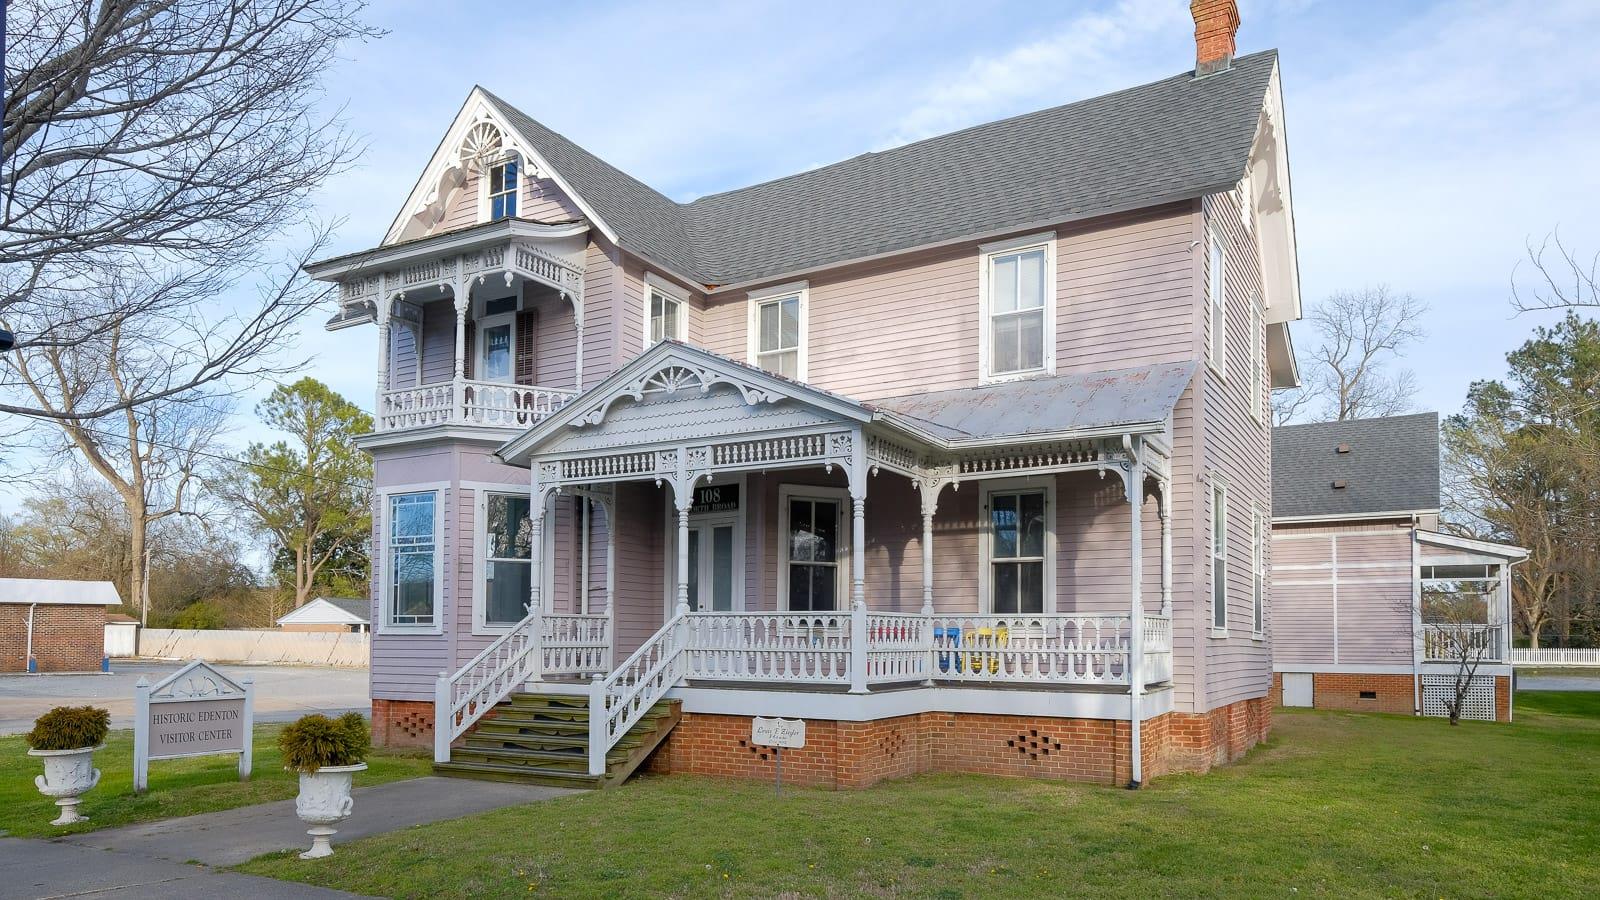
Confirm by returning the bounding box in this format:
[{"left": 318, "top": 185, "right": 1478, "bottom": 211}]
[
  {"left": 236, "top": 692, "right": 1600, "bottom": 899},
  {"left": 0, "top": 724, "right": 431, "bottom": 839}
]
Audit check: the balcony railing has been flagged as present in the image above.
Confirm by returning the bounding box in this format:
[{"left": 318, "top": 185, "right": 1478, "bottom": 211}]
[{"left": 378, "top": 378, "right": 578, "bottom": 432}]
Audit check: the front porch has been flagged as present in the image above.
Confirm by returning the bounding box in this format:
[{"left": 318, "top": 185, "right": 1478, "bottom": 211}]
[{"left": 433, "top": 343, "right": 1196, "bottom": 783}]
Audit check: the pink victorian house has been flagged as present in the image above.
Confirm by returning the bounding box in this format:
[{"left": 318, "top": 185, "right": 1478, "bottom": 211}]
[{"left": 309, "top": 0, "right": 1300, "bottom": 788}]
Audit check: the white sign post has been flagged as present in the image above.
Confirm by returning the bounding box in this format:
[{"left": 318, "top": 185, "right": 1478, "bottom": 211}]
[
  {"left": 751, "top": 716, "right": 805, "bottom": 796},
  {"left": 134, "top": 660, "right": 254, "bottom": 793}
]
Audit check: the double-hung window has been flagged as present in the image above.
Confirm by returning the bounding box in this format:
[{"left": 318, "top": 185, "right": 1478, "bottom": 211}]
[
  {"left": 478, "top": 297, "right": 517, "bottom": 383},
  {"left": 1211, "top": 483, "right": 1228, "bottom": 631},
  {"left": 981, "top": 235, "right": 1054, "bottom": 381},
  {"left": 987, "top": 489, "right": 1047, "bottom": 614},
  {"left": 749, "top": 284, "right": 805, "bottom": 379},
  {"left": 388, "top": 492, "right": 437, "bottom": 628},
  {"left": 784, "top": 495, "right": 839, "bottom": 611},
  {"left": 647, "top": 279, "right": 686, "bottom": 347},
  {"left": 1252, "top": 508, "right": 1264, "bottom": 636},
  {"left": 1209, "top": 228, "right": 1227, "bottom": 376},
  {"left": 488, "top": 156, "right": 519, "bottom": 219},
  {"left": 484, "top": 493, "right": 533, "bottom": 627},
  {"left": 1250, "top": 301, "right": 1265, "bottom": 423}
]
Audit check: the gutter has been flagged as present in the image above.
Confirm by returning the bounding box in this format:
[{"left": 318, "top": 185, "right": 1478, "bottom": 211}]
[{"left": 25, "top": 602, "right": 37, "bottom": 674}]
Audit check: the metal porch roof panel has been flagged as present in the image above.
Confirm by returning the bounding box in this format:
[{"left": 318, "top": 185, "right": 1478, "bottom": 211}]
[{"left": 870, "top": 362, "right": 1197, "bottom": 443}]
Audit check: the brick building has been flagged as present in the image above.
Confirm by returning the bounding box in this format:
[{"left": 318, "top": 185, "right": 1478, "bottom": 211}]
[{"left": 0, "top": 578, "right": 122, "bottom": 673}]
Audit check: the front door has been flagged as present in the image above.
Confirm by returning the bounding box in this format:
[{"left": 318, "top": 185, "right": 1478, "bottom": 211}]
[{"left": 686, "top": 516, "right": 738, "bottom": 613}]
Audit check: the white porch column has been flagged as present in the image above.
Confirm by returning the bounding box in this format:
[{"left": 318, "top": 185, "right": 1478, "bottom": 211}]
[
  {"left": 527, "top": 493, "right": 547, "bottom": 683},
  {"left": 1126, "top": 450, "right": 1146, "bottom": 788},
  {"left": 918, "top": 478, "right": 941, "bottom": 685},
  {"left": 1158, "top": 484, "right": 1173, "bottom": 618},
  {"left": 581, "top": 497, "right": 592, "bottom": 615},
  {"left": 604, "top": 498, "right": 617, "bottom": 670},
  {"left": 375, "top": 281, "right": 391, "bottom": 418},
  {"left": 674, "top": 483, "right": 693, "bottom": 610},
  {"left": 452, "top": 269, "right": 468, "bottom": 420}
]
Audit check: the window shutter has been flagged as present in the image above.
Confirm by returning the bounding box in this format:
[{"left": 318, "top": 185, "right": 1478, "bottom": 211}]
[
  {"left": 515, "top": 308, "right": 538, "bottom": 385},
  {"left": 463, "top": 319, "right": 475, "bottom": 380}
]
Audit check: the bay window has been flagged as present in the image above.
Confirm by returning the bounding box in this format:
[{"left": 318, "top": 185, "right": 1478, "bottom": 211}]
[
  {"left": 388, "top": 492, "right": 438, "bottom": 628},
  {"left": 484, "top": 493, "right": 533, "bottom": 627}
]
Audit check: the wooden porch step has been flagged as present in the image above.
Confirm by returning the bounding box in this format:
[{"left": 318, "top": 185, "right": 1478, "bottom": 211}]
[{"left": 433, "top": 692, "right": 681, "bottom": 790}]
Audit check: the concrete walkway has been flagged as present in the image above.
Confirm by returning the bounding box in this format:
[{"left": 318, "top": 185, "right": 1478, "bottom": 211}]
[{"left": 3, "top": 776, "right": 573, "bottom": 898}]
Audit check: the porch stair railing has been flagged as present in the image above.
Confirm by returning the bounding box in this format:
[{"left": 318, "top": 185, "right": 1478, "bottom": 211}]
[
  {"left": 434, "top": 609, "right": 612, "bottom": 763},
  {"left": 587, "top": 603, "right": 691, "bottom": 776}
]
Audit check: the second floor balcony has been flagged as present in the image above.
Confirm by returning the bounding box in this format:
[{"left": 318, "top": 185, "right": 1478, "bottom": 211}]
[{"left": 307, "top": 218, "right": 591, "bottom": 435}]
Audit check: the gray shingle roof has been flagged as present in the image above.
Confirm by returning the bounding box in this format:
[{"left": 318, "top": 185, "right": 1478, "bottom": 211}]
[
  {"left": 1272, "top": 413, "right": 1441, "bottom": 519},
  {"left": 320, "top": 597, "right": 370, "bottom": 622},
  {"left": 480, "top": 50, "right": 1278, "bottom": 286},
  {"left": 872, "top": 362, "right": 1197, "bottom": 443}
]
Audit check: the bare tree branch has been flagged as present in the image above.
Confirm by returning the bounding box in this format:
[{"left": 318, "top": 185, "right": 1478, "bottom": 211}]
[{"left": 1273, "top": 285, "right": 1428, "bottom": 424}]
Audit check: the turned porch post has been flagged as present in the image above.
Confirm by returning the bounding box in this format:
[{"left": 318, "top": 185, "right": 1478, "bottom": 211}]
[
  {"left": 452, "top": 268, "right": 468, "bottom": 421},
  {"left": 1158, "top": 483, "right": 1173, "bottom": 618},
  {"left": 674, "top": 484, "right": 693, "bottom": 610},
  {"left": 527, "top": 492, "right": 547, "bottom": 683},
  {"left": 375, "top": 277, "right": 391, "bottom": 419}
]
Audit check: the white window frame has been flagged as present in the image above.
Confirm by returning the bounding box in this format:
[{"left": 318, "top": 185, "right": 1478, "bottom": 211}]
[
  {"left": 1208, "top": 225, "right": 1227, "bottom": 379},
  {"left": 776, "top": 484, "right": 849, "bottom": 613},
  {"left": 746, "top": 281, "right": 808, "bottom": 381},
  {"left": 643, "top": 272, "right": 689, "bottom": 349},
  {"left": 482, "top": 153, "right": 520, "bottom": 221},
  {"left": 978, "top": 232, "right": 1057, "bottom": 384},
  {"left": 376, "top": 483, "right": 447, "bottom": 635},
  {"left": 978, "top": 477, "right": 1057, "bottom": 615},
  {"left": 469, "top": 484, "right": 555, "bottom": 635},
  {"left": 661, "top": 474, "right": 748, "bottom": 616},
  {"left": 1211, "top": 479, "right": 1228, "bottom": 634},
  {"left": 476, "top": 310, "right": 517, "bottom": 384},
  {"left": 1252, "top": 507, "right": 1265, "bottom": 639}
]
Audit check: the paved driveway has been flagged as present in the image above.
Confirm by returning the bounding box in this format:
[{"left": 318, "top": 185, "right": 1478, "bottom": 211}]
[
  {"left": 0, "top": 660, "right": 367, "bottom": 735},
  {"left": 1520, "top": 671, "right": 1600, "bottom": 691}
]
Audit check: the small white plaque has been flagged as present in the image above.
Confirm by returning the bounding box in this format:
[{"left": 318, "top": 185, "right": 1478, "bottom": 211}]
[{"left": 751, "top": 716, "right": 805, "bottom": 749}]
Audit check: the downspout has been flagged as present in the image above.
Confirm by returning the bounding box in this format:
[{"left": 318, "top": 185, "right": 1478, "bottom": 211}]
[
  {"left": 1123, "top": 433, "right": 1144, "bottom": 788},
  {"left": 1410, "top": 515, "right": 1422, "bottom": 715},
  {"left": 25, "top": 603, "right": 37, "bottom": 674}
]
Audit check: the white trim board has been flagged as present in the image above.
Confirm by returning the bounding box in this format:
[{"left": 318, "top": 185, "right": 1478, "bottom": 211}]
[{"left": 669, "top": 684, "right": 1176, "bottom": 723}]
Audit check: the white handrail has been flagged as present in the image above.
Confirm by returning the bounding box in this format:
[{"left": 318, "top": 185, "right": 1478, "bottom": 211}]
[
  {"left": 433, "top": 606, "right": 542, "bottom": 763},
  {"left": 587, "top": 603, "right": 690, "bottom": 776}
]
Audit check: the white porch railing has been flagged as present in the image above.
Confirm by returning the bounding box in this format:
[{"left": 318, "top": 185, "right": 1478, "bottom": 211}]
[
  {"left": 379, "top": 379, "right": 577, "bottom": 432},
  {"left": 542, "top": 613, "right": 611, "bottom": 676},
  {"left": 1423, "top": 623, "right": 1506, "bottom": 662},
  {"left": 924, "top": 614, "right": 1134, "bottom": 684},
  {"left": 1508, "top": 647, "right": 1600, "bottom": 666},
  {"left": 682, "top": 611, "right": 855, "bottom": 684},
  {"left": 434, "top": 609, "right": 542, "bottom": 762},
  {"left": 587, "top": 604, "right": 690, "bottom": 776}
]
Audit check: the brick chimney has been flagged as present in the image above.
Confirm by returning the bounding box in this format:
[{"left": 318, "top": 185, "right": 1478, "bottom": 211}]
[{"left": 1191, "top": 0, "right": 1241, "bottom": 76}]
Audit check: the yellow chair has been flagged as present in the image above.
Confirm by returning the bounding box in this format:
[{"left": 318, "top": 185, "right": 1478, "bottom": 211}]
[{"left": 970, "top": 626, "right": 1009, "bottom": 674}]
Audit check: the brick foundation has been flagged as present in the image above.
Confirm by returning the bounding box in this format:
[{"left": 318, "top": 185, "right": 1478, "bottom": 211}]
[
  {"left": 1272, "top": 672, "right": 1513, "bottom": 722},
  {"left": 645, "top": 696, "right": 1272, "bottom": 789},
  {"left": 371, "top": 698, "right": 435, "bottom": 750},
  {"left": 0, "top": 604, "right": 107, "bottom": 673}
]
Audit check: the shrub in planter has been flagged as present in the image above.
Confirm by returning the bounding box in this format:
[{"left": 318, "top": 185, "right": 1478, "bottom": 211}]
[
  {"left": 26, "top": 706, "right": 110, "bottom": 826},
  {"left": 25, "top": 706, "right": 110, "bottom": 752},
  {"left": 281, "top": 712, "right": 370, "bottom": 859}
]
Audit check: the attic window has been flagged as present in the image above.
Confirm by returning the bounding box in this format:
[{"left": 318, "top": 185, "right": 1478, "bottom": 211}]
[
  {"left": 488, "top": 156, "right": 519, "bottom": 220},
  {"left": 1336, "top": 443, "right": 1352, "bottom": 454},
  {"left": 1331, "top": 480, "right": 1348, "bottom": 490}
]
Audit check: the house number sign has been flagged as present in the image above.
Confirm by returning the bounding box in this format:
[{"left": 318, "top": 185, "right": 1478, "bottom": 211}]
[
  {"left": 690, "top": 484, "right": 739, "bottom": 514},
  {"left": 134, "top": 659, "right": 254, "bottom": 793}
]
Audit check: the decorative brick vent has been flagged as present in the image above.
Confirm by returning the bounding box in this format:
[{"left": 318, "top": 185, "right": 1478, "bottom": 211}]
[
  {"left": 394, "top": 707, "right": 431, "bottom": 740},
  {"left": 879, "top": 729, "right": 906, "bottom": 760},
  {"left": 1008, "top": 728, "right": 1063, "bottom": 760},
  {"left": 738, "top": 738, "right": 770, "bottom": 761}
]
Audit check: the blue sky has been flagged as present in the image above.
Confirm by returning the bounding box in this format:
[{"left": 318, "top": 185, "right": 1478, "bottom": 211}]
[{"left": 169, "top": 0, "right": 1600, "bottom": 443}]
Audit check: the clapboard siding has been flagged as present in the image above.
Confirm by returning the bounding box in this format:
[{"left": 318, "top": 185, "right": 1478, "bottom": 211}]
[
  {"left": 439, "top": 168, "right": 582, "bottom": 232},
  {"left": 1270, "top": 521, "right": 1417, "bottom": 668},
  {"left": 1197, "top": 187, "right": 1275, "bottom": 711}
]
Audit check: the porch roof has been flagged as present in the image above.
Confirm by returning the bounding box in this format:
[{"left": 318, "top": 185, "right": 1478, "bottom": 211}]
[
  {"left": 495, "top": 341, "right": 1191, "bottom": 468},
  {"left": 1415, "top": 530, "right": 1528, "bottom": 561}
]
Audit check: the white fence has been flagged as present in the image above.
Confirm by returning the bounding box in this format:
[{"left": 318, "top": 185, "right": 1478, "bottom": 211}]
[
  {"left": 1509, "top": 648, "right": 1600, "bottom": 667},
  {"left": 137, "top": 629, "right": 369, "bottom": 668}
]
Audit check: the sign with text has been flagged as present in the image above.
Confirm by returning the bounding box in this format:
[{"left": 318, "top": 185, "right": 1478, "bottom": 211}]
[
  {"left": 134, "top": 660, "right": 253, "bottom": 793},
  {"left": 691, "top": 484, "right": 739, "bottom": 514},
  {"left": 751, "top": 716, "right": 805, "bottom": 749}
]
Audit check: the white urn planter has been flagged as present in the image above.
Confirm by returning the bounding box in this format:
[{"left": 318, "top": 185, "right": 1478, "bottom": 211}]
[
  {"left": 293, "top": 762, "right": 366, "bottom": 859},
  {"left": 29, "top": 745, "right": 103, "bottom": 826}
]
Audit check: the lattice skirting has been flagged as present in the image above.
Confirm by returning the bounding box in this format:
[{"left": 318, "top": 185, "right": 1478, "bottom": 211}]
[{"left": 1421, "top": 673, "right": 1497, "bottom": 721}]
